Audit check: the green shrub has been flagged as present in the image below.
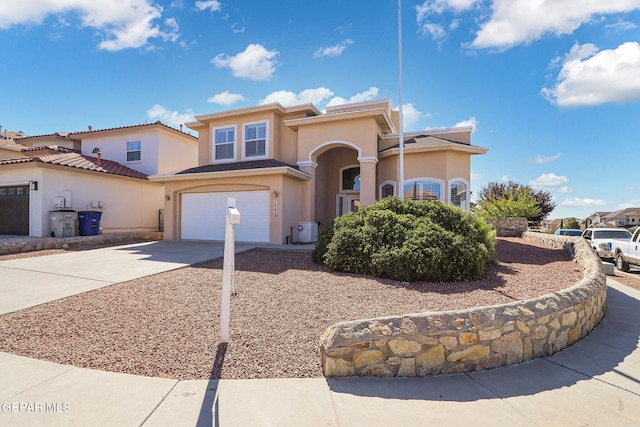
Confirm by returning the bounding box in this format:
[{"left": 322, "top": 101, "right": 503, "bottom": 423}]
[{"left": 313, "top": 197, "right": 496, "bottom": 282}]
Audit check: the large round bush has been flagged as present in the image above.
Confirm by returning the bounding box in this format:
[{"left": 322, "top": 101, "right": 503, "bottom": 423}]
[{"left": 313, "top": 197, "right": 496, "bottom": 282}]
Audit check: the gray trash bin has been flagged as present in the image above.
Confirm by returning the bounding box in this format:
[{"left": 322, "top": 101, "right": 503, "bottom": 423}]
[{"left": 49, "top": 210, "right": 78, "bottom": 238}]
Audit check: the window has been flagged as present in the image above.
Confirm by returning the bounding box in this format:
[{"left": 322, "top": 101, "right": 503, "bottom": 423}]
[
  {"left": 379, "top": 180, "right": 396, "bottom": 199},
  {"left": 341, "top": 167, "right": 360, "bottom": 192},
  {"left": 449, "top": 181, "right": 468, "bottom": 209},
  {"left": 381, "top": 183, "right": 394, "bottom": 198},
  {"left": 126, "top": 141, "right": 141, "bottom": 162},
  {"left": 214, "top": 127, "right": 235, "bottom": 161},
  {"left": 618, "top": 218, "right": 625, "bottom": 226},
  {"left": 244, "top": 122, "right": 267, "bottom": 158},
  {"left": 404, "top": 180, "right": 442, "bottom": 201}
]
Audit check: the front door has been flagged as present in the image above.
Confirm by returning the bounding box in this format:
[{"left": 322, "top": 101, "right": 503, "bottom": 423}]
[{"left": 336, "top": 194, "right": 360, "bottom": 216}]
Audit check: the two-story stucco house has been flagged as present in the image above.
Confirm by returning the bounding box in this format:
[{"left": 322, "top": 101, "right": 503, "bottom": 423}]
[
  {"left": 0, "top": 122, "right": 197, "bottom": 236},
  {"left": 151, "top": 99, "right": 487, "bottom": 244}
]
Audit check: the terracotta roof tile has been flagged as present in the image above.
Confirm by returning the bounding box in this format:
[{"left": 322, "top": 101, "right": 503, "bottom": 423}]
[{"left": 0, "top": 150, "right": 148, "bottom": 180}]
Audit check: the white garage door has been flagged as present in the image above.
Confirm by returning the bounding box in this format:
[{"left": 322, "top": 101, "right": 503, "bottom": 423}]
[{"left": 181, "top": 191, "right": 270, "bottom": 242}]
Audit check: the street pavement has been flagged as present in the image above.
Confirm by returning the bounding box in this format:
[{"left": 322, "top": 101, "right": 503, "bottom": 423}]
[{"left": 0, "top": 241, "right": 638, "bottom": 426}]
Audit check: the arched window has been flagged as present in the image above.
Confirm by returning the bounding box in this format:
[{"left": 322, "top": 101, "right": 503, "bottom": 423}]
[
  {"left": 449, "top": 180, "right": 468, "bottom": 209},
  {"left": 403, "top": 179, "right": 444, "bottom": 201},
  {"left": 379, "top": 180, "right": 396, "bottom": 199}
]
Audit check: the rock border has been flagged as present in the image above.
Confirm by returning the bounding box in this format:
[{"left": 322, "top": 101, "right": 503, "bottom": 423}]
[
  {"left": 319, "top": 233, "right": 606, "bottom": 377},
  {"left": 0, "top": 232, "right": 164, "bottom": 255}
]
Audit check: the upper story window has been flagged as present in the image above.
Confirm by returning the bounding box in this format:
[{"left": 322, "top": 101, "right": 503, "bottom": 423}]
[
  {"left": 341, "top": 166, "right": 360, "bottom": 192},
  {"left": 214, "top": 126, "right": 236, "bottom": 162},
  {"left": 126, "top": 141, "right": 141, "bottom": 162},
  {"left": 404, "top": 179, "right": 443, "bottom": 201},
  {"left": 244, "top": 122, "right": 267, "bottom": 158}
]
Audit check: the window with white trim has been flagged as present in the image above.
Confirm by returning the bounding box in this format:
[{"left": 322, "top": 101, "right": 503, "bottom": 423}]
[
  {"left": 341, "top": 167, "right": 360, "bottom": 192},
  {"left": 404, "top": 180, "right": 442, "bottom": 201},
  {"left": 244, "top": 122, "right": 267, "bottom": 158},
  {"left": 214, "top": 127, "right": 235, "bottom": 161},
  {"left": 380, "top": 181, "right": 396, "bottom": 198},
  {"left": 126, "top": 141, "right": 141, "bottom": 162},
  {"left": 618, "top": 218, "right": 625, "bottom": 226},
  {"left": 449, "top": 181, "right": 468, "bottom": 209}
]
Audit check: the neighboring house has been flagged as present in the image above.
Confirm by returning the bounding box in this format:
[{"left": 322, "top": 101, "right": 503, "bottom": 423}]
[
  {"left": 0, "top": 122, "right": 198, "bottom": 237},
  {"left": 150, "top": 99, "right": 488, "bottom": 244},
  {"left": 0, "top": 130, "right": 30, "bottom": 160},
  {"left": 16, "top": 132, "right": 81, "bottom": 151},
  {"left": 602, "top": 208, "right": 640, "bottom": 229}
]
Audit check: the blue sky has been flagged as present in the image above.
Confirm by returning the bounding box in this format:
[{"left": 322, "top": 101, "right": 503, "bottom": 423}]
[{"left": 1, "top": 0, "right": 639, "bottom": 220}]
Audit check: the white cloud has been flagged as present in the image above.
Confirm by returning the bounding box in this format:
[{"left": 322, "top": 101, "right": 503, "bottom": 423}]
[
  {"left": 561, "top": 197, "right": 607, "bottom": 207},
  {"left": 415, "top": 0, "right": 480, "bottom": 41},
  {"left": 397, "top": 103, "right": 432, "bottom": 129},
  {"left": 542, "top": 42, "right": 640, "bottom": 107},
  {"left": 605, "top": 18, "right": 637, "bottom": 31},
  {"left": 147, "top": 104, "right": 195, "bottom": 129},
  {"left": 195, "top": 0, "right": 221, "bottom": 12},
  {"left": 558, "top": 186, "right": 573, "bottom": 193},
  {"left": 212, "top": 44, "right": 279, "bottom": 81},
  {"left": 618, "top": 199, "right": 640, "bottom": 209},
  {"left": 624, "top": 186, "right": 636, "bottom": 192},
  {"left": 325, "top": 87, "right": 380, "bottom": 108},
  {"left": 207, "top": 91, "right": 246, "bottom": 106},
  {"left": 533, "top": 152, "right": 562, "bottom": 164},
  {"left": 260, "top": 87, "right": 334, "bottom": 106},
  {"left": 500, "top": 175, "right": 509, "bottom": 182},
  {"left": 454, "top": 116, "right": 478, "bottom": 131},
  {"left": 0, "top": 0, "right": 180, "bottom": 51},
  {"left": 313, "top": 39, "right": 353, "bottom": 59},
  {"left": 529, "top": 173, "right": 569, "bottom": 189},
  {"left": 470, "top": 1, "right": 640, "bottom": 50}
]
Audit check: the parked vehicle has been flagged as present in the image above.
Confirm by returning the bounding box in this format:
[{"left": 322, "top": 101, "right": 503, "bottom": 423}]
[
  {"left": 555, "top": 229, "right": 582, "bottom": 236},
  {"left": 612, "top": 228, "right": 640, "bottom": 272},
  {"left": 581, "top": 228, "right": 632, "bottom": 262}
]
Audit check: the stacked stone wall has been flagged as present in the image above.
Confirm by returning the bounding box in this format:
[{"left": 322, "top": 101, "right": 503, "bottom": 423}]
[
  {"left": 484, "top": 217, "right": 528, "bottom": 237},
  {"left": 0, "top": 232, "right": 164, "bottom": 255},
  {"left": 320, "top": 233, "right": 606, "bottom": 377}
]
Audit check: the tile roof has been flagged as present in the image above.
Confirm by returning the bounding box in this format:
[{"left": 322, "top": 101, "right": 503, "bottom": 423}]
[
  {"left": 69, "top": 121, "right": 198, "bottom": 140},
  {"left": 177, "top": 159, "right": 298, "bottom": 175},
  {"left": 0, "top": 149, "right": 148, "bottom": 180},
  {"left": 380, "top": 135, "right": 472, "bottom": 152}
]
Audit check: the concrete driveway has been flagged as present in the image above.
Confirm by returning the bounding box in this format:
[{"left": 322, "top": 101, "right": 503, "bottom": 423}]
[{"left": 0, "top": 240, "right": 258, "bottom": 315}]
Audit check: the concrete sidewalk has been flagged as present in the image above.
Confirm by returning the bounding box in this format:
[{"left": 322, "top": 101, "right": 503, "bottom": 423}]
[{"left": 0, "top": 241, "right": 639, "bottom": 426}]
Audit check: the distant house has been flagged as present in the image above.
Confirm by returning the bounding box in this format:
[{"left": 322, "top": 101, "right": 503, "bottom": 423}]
[
  {"left": 0, "top": 122, "right": 198, "bottom": 236},
  {"left": 151, "top": 99, "right": 488, "bottom": 244},
  {"left": 584, "top": 209, "right": 640, "bottom": 229}
]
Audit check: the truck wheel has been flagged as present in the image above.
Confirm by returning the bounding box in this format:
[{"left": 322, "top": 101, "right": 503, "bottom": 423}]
[{"left": 616, "top": 254, "right": 630, "bottom": 272}]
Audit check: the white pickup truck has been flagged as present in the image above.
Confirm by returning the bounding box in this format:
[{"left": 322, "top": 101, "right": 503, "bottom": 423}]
[
  {"left": 612, "top": 228, "right": 640, "bottom": 272},
  {"left": 581, "top": 227, "right": 632, "bottom": 262}
]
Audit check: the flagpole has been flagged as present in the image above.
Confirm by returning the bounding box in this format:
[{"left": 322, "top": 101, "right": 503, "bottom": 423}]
[{"left": 397, "top": 0, "right": 405, "bottom": 201}]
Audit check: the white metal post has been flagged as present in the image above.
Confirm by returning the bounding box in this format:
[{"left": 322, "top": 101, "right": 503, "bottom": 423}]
[
  {"left": 221, "top": 197, "right": 240, "bottom": 344},
  {"left": 398, "top": 0, "right": 405, "bottom": 201}
]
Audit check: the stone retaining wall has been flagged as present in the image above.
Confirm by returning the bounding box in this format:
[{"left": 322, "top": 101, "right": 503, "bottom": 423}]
[
  {"left": 0, "top": 232, "right": 164, "bottom": 255},
  {"left": 484, "top": 217, "right": 528, "bottom": 237},
  {"left": 319, "top": 233, "right": 606, "bottom": 377}
]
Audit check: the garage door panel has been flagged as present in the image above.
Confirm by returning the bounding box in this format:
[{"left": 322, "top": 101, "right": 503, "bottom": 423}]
[
  {"left": 0, "top": 185, "right": 29, "bottom": 235},
  {"left": 181, "top": 191, "right": 269, "bottom": 242}
]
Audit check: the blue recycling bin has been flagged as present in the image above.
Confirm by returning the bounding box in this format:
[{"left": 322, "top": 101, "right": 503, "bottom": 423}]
[{"left": 78, "top": 211, "right": 102, "bottom": 236}]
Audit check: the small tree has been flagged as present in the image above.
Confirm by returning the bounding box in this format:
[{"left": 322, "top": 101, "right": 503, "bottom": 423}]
[
  {"left": 564, "top": 217, "right": 580, "bottom": 229},
  {"left": 475, "top": 181, "right": 555, "bottom": 222}
]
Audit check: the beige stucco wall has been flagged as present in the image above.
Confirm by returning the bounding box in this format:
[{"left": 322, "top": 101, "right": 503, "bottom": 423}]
[
  {"left": 296, "top": 117, "right": 381, "bottom": 163},
  {"left": 80, "top": 128, "right": 197, "bottom": 176}
]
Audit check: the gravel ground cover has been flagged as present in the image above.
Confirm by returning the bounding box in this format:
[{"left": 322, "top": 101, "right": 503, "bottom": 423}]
[{"left": 0, "top": 238, "right": 592, "bottom": 379}]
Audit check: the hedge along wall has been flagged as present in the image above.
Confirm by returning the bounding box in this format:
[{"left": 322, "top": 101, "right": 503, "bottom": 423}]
[
  {"left": 484, "top": 217, "right": 528, "bottom": 237},
  {"left": 319, "top": 232, "right": 606, "bottom": 377}
]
